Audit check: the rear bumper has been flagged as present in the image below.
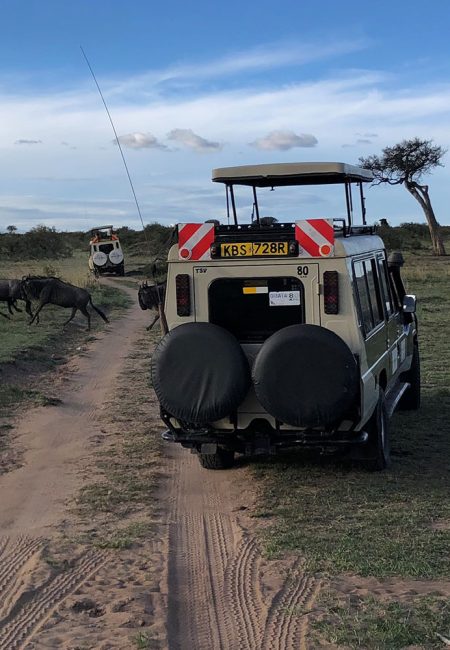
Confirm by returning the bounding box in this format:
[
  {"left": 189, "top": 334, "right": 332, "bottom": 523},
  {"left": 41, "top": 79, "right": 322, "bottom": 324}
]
[{"left": 160, "top": 409, "right": 368, "bottom": 454}]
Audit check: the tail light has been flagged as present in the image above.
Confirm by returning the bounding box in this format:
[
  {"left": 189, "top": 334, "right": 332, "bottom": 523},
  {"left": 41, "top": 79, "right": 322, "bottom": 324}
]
[
  {"left": 324, "top": 271, "right": 339, "bottom": 314},
  {"left": 176, "top": 274, "right": 191, "bottom": 316}
]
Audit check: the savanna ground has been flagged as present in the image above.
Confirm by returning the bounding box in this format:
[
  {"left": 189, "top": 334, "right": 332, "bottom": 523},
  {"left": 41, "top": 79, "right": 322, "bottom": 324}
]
[
  {"left": 0, "top": 233, "right": 449, "bottom": 649},
  {"left": 251, "top": 251, "right": 450, "bottom": 648}
]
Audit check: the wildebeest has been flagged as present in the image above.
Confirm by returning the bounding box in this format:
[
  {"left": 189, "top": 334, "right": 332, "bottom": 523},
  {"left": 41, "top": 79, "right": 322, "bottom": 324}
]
[
  {"left": 138, "top": 282, "right": 166, "bottom": 330},
  {"left": 0, "top": 279, "right": 33, "bottom": 319},
  {"left": 21, "top": 276, "right": 109, "bottom": 331}
]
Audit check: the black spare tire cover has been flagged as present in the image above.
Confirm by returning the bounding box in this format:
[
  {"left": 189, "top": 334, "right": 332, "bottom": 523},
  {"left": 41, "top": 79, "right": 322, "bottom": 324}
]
[
  {"left": 253, "top": 324, "right": 358, "bottom": 428},
  {"left": 151, "top": 322, "right": 251, "bottom": 424}
]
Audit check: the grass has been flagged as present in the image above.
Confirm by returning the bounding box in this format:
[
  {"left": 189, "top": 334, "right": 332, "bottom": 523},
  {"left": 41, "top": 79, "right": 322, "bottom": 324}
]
[
  {"left": 313, "top": 593, "right": 450, "bottom": 649},
  {"left": 252, "top": 254, "right": 450, "bottom": 579},
  {"left": 74, "top": 332, "right": 163, "bottom": 549},
  {"left": 133, "top": 630, "right": 162, "bottom": 649},
  {"left": 0, "top": 385, "right": 61, "bottom": 414}
]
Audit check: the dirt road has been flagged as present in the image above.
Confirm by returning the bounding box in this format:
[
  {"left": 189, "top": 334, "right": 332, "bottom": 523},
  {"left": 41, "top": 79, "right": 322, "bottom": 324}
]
[
  {"left": 0, "top": 281, "right": 321, "bottom": 649},
  {"left": 165, "top": 445, "right": 322, "bottom": 650}
]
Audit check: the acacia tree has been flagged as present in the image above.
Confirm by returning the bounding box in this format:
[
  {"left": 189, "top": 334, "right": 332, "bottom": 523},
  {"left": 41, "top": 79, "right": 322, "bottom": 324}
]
[{"left": 360, "top": 138, "right": 447, "bottom": 255}]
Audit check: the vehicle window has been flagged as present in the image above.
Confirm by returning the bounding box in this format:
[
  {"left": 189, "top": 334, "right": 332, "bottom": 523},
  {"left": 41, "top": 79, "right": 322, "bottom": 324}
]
[
  {"left": 353, "top": 261, "right": 373, "bottom": 334},
  {"left": 377, "top": 256, "right": 394, "bottom": 317},
  {"left": 209, "top": 277, "right": 305, "bottom": 343},
  {"left": 364, "top": 259, "right": 384, "bottom": 327},
  {"left": 99, "top": 243, "right": 114, "bottom": 254}
]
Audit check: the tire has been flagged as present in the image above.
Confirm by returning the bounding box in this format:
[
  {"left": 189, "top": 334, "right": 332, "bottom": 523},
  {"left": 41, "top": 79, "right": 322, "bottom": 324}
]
[
  {"left": 398, "top": 343, "right": 421, "bottom": 411},
  {"left": 151, "top": 323, "right": 251, "bottom": 425},
  {"left": 198, "top": 448, "right": 235, "bottom": 470},
  {"left": 362, "top": 389, "right": 391, "bottom": 471},
  {"left": 253, "top": 324, "right": 359, "bottom": 428}
]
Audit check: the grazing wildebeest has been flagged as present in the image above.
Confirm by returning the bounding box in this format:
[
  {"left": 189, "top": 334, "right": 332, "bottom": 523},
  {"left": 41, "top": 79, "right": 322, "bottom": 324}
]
[
  {"left": 138, "top": 282, "right": 166, "bottom": 331},
  {"left": 0, "top": 279, "right": 33, "bottom": 318},
  {"left": 21, "top": 276, "right": 109, "bottom": 331}
]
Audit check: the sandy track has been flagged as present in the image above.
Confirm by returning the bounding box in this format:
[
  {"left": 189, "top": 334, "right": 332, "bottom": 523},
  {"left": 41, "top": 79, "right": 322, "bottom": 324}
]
[
  {"left": 0, "top": 281, "right": 147, "bottom": 648},
  {"left": 0, "top": 281, "right": 146, "bottom": 536},
  {"left": 165, "top": 446, "right": 321, "bottom": 650}
]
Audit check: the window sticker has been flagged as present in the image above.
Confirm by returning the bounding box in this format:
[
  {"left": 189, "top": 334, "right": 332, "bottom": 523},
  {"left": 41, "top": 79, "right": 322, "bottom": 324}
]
[{"left": 269, "top": 291, "right": 301, "bottom": 306}]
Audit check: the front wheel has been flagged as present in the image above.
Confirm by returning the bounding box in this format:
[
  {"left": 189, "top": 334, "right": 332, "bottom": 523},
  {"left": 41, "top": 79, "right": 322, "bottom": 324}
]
[
  {"left": 198, "top": 447, "right": 235, "bottom": 470},
  {"left": 362, "top": 389, "right": 391, "bottom": 471}
]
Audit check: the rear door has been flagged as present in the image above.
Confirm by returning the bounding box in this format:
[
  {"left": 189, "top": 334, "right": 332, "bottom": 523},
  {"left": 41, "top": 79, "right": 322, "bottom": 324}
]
[{"left": 192, "top": 260, "right": 320, "bottom": 339}]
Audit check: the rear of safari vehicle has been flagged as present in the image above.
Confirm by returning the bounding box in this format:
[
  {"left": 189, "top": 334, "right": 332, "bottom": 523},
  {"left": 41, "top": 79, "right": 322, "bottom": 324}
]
[{"left": 151, "top": 163, "right": 380, "bottom": 468}]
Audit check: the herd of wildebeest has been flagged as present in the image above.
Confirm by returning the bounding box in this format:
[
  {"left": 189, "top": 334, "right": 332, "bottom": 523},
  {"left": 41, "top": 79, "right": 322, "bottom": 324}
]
[{"left": 0, "top": 276, "right": 165, "bottom": 331}]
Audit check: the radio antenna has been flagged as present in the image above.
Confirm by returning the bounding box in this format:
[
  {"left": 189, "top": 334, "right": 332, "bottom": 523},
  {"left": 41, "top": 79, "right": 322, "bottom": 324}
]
[
  {"left": 80, "top": 46, "right": 146, "bottom": 232},
  {"left": 80, "top": 46, "right": 168, "bottom": 334}
]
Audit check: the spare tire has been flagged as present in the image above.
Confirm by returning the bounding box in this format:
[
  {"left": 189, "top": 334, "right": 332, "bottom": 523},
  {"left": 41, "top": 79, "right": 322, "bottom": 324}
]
[
  {"left": 253, "top": 324, "right": 358, "bottom": 428},
  {"left": 151, "top": 322, "right": 251, "bottom": 424}
]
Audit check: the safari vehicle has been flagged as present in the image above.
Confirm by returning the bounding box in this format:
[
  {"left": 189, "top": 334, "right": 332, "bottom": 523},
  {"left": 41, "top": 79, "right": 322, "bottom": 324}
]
[
  {"left": 151, "top": 162, "right": 420, "bottom": 471},
  {"left": 88, "top": 225, "right": 125, "bottom": 276}
]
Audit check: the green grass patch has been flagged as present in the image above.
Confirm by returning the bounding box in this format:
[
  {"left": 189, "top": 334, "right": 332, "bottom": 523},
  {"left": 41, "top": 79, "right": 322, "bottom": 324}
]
[
  {"left": 0, "top": 384, "right": 61, "bottom": 414},
  {"left": 93, "top": 522, "right": 154, "bottom": 550},
  {"left": 133, "top": 629, "right": 162, "bottom": 649},
  {"left": 253, "top": 255, "right": 450, "bottom": 579},
  {"left": 313, "top": 593, "right": 450, "bottom": 649}
]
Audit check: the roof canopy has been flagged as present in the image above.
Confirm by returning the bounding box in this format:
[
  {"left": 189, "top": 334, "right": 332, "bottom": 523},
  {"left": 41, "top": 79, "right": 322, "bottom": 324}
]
[{"left": 212, "top": 162, "right": 373, "bottom": 187}]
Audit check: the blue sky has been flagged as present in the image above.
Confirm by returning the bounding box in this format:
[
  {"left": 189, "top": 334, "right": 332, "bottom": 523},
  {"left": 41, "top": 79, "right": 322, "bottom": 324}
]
[{"left": 0, "top": 0, "right": 449, "bottom": 232}]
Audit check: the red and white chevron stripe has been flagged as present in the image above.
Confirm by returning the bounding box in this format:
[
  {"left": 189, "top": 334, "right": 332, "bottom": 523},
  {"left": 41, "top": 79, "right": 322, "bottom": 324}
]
[
  {"left": 295, "top": 219, "right": 334, "bottom": 257},
  {"left": 178, "top": 223, "right": 215, "bottom": 260}
]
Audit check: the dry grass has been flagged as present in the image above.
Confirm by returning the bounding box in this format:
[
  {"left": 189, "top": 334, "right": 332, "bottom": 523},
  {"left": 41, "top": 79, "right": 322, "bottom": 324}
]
[{"left": 74, "top": 332, "right": 164, "bottom": 549}]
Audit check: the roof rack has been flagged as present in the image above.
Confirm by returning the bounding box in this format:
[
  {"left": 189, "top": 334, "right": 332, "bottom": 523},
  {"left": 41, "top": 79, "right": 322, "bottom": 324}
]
[
  {"left": 211, "top": 162, "right": 373, "bottom": 229},
  {"left": 212, "top": 162, "right": 373, "bottom": 187}
]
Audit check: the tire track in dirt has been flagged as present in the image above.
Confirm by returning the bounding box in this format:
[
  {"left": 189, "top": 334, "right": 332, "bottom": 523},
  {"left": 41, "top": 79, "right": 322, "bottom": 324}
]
[
  {"left": 0, "top": 537, "right": 45, "bottom": 621},
  {"left": 262, "top": 564, "right": 322, "bottom": 650},
  {"left": 166, "top": 446, "right": 321, "bottom": 650},
  {"left": 0, "top": 547, "right": 109, "bottom": 649}
]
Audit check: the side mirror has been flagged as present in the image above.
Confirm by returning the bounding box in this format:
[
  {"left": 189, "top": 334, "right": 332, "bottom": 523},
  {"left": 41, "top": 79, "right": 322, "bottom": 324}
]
[{"left": 403, "top": 295, "right": 417, "bottom": 313}]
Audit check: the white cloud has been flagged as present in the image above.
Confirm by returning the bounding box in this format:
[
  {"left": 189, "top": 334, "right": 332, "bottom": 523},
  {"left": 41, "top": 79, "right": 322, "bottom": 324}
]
[
  {"left": 14, "top": 139, "right": 42, "bottom": 145},
  {"left": 1, "top": 40, "right": 450, "bottom": 229},
  {"left": 250, "top": 130, "right": 318, "bottom": 151},
  {"left": 167, "top": 129, "right": 222, "bottom": 152},
  {"left": 116, "top": 132, "right": 167, "bottom": 150},
  {"left": 101, "top": 39, "right": 370, "bottom": 99}
]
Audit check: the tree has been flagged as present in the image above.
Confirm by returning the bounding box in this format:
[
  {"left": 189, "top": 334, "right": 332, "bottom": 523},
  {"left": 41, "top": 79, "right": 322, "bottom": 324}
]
[
  {"left": 360, "top": 138, "right": 447, "bottom": 255},
  {"left": 6, "top": 225, "right": 17, "bottom": 233}
]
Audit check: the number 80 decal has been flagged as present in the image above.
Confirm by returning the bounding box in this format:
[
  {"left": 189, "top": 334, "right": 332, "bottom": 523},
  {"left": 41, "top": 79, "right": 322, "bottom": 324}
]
[{"left": 297, "top": 266, "right": 309, "bottom": 276}]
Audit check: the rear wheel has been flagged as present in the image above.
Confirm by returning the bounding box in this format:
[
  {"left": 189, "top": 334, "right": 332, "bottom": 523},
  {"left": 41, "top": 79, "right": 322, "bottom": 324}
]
[
  {"left": 398, "top": 343, "right": 421, "bottom": 410},
  {"left": 198, "top": 448, "right": 235, "bottom": 470},
  {"left": 362, "top": 389, "right": 391, "bottom": 471}
]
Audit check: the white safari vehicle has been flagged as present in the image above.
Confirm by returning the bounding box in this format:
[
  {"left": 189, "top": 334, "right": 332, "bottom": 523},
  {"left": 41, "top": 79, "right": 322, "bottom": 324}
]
[
  {"left": 89, "top": 225, "right": 125, "bottom": 276},
  {"left": 151, "top": 163, "right": 420, "bottom": 470}
]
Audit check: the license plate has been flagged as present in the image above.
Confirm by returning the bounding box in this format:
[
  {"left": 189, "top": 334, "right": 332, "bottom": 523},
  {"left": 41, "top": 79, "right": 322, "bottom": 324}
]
[{"left": 220, "top": 242, "right": 289, "bottom": 257}]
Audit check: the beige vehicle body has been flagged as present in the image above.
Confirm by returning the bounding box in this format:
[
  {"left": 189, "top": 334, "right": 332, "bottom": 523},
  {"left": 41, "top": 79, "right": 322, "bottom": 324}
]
[{"left": 152, "top": 163, "right": 420, "bottom": 470}]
